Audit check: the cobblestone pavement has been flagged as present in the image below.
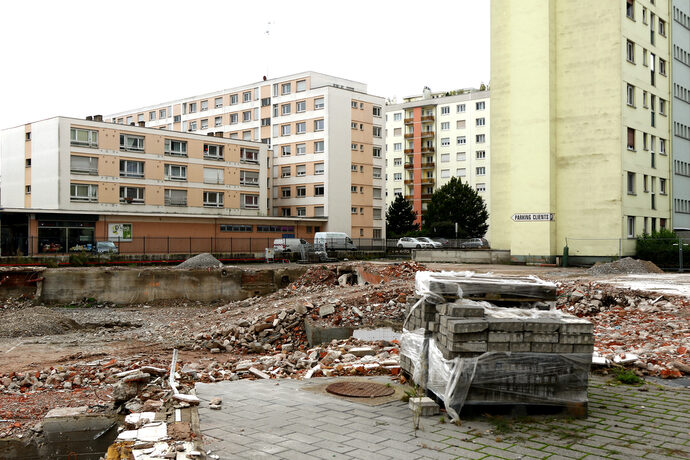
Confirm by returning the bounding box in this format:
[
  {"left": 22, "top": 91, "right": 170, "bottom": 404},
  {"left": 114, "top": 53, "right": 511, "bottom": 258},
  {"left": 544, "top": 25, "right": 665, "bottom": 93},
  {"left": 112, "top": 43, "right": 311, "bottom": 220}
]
[{"left": 196, "top": 375, "right": 690, "bottom": 459}]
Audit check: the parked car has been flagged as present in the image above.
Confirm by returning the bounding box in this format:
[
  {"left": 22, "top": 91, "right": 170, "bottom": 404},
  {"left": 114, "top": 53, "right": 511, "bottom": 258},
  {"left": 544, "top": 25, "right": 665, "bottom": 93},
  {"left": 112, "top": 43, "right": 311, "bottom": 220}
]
[
  {"left": 417, "top": 237, "right": 443, "bottom": 248},
  {"left": 94, "top": 241, "right": 118, "bottom": 253},
  {"left": 459, "top": 238, "right": 490, "bottom": 249},
  {"left": 396, "top": 237, "right": 433, "bottom": 249},
  {"left": 313, "top": 232, "right": 357, "bottom": 251},
  {"left": 273, "top": 238, "right": 308, "bottom": 254},
  {"left": 431, "top": 237, "right": 449, "bottom": 247}
]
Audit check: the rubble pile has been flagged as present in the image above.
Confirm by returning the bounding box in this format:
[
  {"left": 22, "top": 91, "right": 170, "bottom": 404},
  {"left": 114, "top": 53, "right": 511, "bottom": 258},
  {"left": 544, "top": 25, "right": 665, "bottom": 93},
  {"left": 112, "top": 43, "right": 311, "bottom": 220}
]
[
  {"left": 588, "top": 257, "right": 664, "bottom": 275},
  {"left": 0, "top": 306, "right": 81, "bottom": 337},
  {"left": 557, "top": 281, "right": 690, "bottom": 377},
  {"left": 175, "top": 253, "right": 222, "bottom": 269}
]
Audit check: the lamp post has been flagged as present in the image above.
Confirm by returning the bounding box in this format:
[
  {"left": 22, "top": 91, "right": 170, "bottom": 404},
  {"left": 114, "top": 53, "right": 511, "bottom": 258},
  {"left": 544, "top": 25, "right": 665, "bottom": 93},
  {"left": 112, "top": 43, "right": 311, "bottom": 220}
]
[{"left": 673, "top": 239, "right": 688, "bottom": 273}]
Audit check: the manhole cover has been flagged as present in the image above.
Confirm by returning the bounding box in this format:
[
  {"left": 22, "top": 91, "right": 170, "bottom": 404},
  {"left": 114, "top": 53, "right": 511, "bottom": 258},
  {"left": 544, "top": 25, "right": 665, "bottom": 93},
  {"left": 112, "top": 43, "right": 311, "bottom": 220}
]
[{"left": 325, "top": 382, "right": 395, "bottom": 398}]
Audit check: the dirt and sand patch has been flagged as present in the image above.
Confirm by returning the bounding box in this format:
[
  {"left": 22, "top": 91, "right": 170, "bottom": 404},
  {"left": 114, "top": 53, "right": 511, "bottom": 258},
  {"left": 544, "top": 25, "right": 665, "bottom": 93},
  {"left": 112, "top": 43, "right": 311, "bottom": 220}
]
[
  {"left": 0, "top": 307, "right": 81, "bottom": 338},
  {"left": 587, "top": 257, "right": 664, "bottom": 275}
]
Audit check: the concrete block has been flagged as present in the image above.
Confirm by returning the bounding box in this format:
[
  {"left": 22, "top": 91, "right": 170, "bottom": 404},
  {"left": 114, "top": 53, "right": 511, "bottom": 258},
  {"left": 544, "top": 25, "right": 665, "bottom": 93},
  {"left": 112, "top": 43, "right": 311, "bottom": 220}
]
[
  {"left": 447, "top": 303, "right": 486, "bottom": 318},
  {"left": 443, "top": 318, "right": 488, "bottom": 333},
  {"left": 408, "top": 397, "right": 440, "bottom": 416},
  {"left": 523, "top": 319, "right": 561, "bottom": 333},
  {"left": 509, "top": 342, "right": 531, "bottom": 352},
  {"left": 486, "top": 318, "right": 524, "bottom": 331},
  {"left": 560, "top": 322, "right": 594, "bottom": 334},
  {"left": 552, "top": 343, "right": 574, "bottom": 353},
  {"left": 488, "top": 332, "right": 524, "bottom": 343},
  {"left": 560, "top": 334, "right": 594, "bottom": 344},
  {"left": 446, "top": 331, "right": 488, "bottom": 342},
  {"left": 448, "top": 341, "right": 488, "bottom": 353},
  {"left": 525, "top": 332, "right": 559, "bottom": 343},
  {"left": 487, "top": 342, "right": 510, "bottom": 352},
  {"left": 572, "top": 344, "right": 594, "bottom": 353},
  {"left": 531, "top": 343, "right": 553, "bottom": 353}
]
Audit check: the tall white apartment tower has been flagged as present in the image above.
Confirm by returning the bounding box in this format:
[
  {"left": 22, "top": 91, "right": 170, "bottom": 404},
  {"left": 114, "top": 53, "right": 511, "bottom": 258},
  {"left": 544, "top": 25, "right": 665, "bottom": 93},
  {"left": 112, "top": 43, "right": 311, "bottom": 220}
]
[{"left": 672, "top": 1, "right": 690, "bottom": 231}]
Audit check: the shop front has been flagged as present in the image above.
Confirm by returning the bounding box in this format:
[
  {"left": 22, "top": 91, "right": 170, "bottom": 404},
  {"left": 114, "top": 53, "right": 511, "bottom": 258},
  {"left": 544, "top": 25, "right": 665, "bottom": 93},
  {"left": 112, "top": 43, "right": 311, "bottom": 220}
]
[{"left": 37, "top": 215, "right": 98, "bottom": 253}]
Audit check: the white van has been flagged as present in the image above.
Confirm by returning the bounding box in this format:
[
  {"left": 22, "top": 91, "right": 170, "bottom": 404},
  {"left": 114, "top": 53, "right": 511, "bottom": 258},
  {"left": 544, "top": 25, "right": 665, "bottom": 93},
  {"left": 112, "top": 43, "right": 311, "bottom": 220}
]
[
  {"left": 273, "top": 238, "right": 308, "bottom": 254},
  {"left": 313, "top": 232, "right": 357, "bottom": 251}
]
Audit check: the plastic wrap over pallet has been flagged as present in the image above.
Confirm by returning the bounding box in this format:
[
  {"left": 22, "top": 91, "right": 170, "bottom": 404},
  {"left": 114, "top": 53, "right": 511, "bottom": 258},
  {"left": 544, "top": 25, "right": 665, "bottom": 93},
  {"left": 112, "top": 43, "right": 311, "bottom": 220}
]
[{"left": 400, "top": 328, "right": 428, "bottom": 385}]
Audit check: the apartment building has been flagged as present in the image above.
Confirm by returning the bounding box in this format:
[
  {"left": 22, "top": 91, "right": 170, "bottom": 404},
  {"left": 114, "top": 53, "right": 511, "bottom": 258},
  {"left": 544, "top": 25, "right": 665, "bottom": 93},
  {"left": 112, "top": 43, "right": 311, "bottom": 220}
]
[
  {"left": 491, "top": 0, "right": 673, "bottom": 261},
  {"left": 384, "top": 89, "right": 490, "bottom": 231},
  {"left": 107, "top": 72, "right": 386, "bottom": 239},
  {"left": 672, "top": 0, "right": 690, "bottom": 231},
  {"left": 0, "top": 116, "right": 326, "bottom": 255}
]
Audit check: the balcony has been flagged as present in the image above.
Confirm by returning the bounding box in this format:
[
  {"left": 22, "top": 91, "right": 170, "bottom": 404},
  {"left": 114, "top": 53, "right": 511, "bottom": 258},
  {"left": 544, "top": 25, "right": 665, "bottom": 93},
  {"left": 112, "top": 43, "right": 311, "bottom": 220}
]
[
  {"left": 404, "top": 117, "right": 414, "bottom": 124},
  {"left": 421, "top": 115, "right": 435, "bottom": 123},
  {"left": 421, "top": 131, "right": 435, "bottom": 139},
  {"left": 404, "top": 149, "right": 414, "bottom": 154},
  {"left": 421, "top": 162, "right": 435, "bottom": 169},
  {"left": 421, "top": 178, "right": 435, "bottom": 185},
  {"left": 421, "top": 193, "right": 433, "bottom": 199},
  {"left": 404, "top": 133, "right": 414, "bottom": 139},
  {"left": 404, "top": 179, "right": 414, "bottom": 185},
  {"left": 404, "top": 194, "right": 414, "bottom": 200},
  {"left": 421, "top": 147, "right": 435, "bottom": 153},
  {"left": 404, "top": 163, "right": 415, "bottom": 169}
]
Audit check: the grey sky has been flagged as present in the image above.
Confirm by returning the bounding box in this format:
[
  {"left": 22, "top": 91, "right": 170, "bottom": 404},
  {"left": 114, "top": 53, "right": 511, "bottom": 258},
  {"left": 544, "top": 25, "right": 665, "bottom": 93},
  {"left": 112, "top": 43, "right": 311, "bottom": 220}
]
[{"left": 0, "top": 0, "right": 490, "bottom": 129}]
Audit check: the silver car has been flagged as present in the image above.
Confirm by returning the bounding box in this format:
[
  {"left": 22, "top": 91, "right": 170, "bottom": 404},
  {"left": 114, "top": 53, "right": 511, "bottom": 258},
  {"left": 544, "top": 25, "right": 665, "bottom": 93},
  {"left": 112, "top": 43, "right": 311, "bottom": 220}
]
[
  {"left": 417, "top": 237, "right": 443, "bottom": 248},
  {"left": 396, "top": 237, "right": 433, "bottom": 248}
]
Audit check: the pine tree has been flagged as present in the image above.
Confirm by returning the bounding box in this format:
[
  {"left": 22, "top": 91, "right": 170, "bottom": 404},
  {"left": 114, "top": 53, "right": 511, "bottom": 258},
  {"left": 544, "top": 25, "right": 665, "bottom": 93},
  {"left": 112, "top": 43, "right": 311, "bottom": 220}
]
[
  {"left": 423, "top": 177, "right": 489, "bottom": 238},
  {"left": 386, "top": 195, "right": 419, "bottom": 237}
]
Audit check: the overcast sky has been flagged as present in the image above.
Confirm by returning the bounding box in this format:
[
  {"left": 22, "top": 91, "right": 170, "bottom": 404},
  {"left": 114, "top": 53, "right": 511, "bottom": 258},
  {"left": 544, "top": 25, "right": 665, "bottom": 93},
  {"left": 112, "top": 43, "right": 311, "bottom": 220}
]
[{"left": 0, "top": 0, "right": 490, "bottom": 129}]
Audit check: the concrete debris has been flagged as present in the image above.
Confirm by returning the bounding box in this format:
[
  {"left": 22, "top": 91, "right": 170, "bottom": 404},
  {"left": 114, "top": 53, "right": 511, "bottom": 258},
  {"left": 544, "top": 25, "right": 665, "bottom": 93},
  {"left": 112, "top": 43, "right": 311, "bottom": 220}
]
[
  {"left": 408, "top": 397, "right": 440, "bottom": 416},
  {"left": 0, "top": 306, "right": 81, "bottom": 337},
  {"left": 588, "top": 257, "right": 664, "bottom": 275},
  {"left": 175, "top": 253, "right": 223, "bottom": 269}
]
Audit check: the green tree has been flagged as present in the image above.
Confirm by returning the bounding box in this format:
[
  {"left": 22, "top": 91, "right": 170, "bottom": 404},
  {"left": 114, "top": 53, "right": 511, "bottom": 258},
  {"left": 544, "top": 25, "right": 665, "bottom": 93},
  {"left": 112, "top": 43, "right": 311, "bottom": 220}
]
[
  {"left": 386, "top": 195, "right": 419, "bottom": 237},
  {"left": 423, "top": 177, "right": 489, "bottom": 238}
]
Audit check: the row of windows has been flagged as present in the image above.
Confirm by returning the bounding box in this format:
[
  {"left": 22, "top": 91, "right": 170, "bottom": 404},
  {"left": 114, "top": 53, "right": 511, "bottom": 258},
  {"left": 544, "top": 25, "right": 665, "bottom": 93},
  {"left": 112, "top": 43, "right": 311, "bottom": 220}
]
[
  {"left": 438, "top": 101, "right": 485, "bottom": 114},
  {"left": 673, "top": 44, "right": 690, "bottom": 67},
  {"left": 674, "top": 6, "right": 690, "bottom": 29},
  {"left": 675, "top": 199, "right": 690, "bottom": 214},
  {"left": 273, "top": 98, "right": 325, "bottom": 117},
  {"left": 674, "top": 83, "right": 690, "bottom": 104},
  {"left": 349, "top": 207, "right": 383, "bottom": 218},
  {"left": 626, "top": 128, "right": 667, "bottom": 155},
  {"left": 389, "top": 150, "right": 486, "bottom": 166},
  {"left": 675, "top": 160, "right": 690, "bottom": 177},
  {"left": 627, "top": 216, "right": 667, "bottom": 238},
  {"left": 276, "top": 119, "right": 325, "bottom": 136},
  {"left": 626, "top": 172, "right": 667, "bottom": 195},
  {"left": 625, "top": 84, "right": 667, "bottom": 114},
  {"left": 278, "top": 163, "right": 324, "bottom": 177},
  {"left": 278, "top": 140, "right": 325, "bottom": 155},
  {"left": 273, "top": 80, "right": 308, "bottom": 97},
  {"left": 277, "top": 207, "right": 325, "bottom": 217},
  {"left": 626, "top": 1, "right": 666, "bottom": 37},
  {"left": 219, "top": 224, "right": 301, "bottom": 233},
  {"left": 278, "top": 184, "right": 325, "bottom": 198},
  {"left": 625, "top": 39, "right": 667, "bottom": 80},
  {"left": 675, "top": 122, "right": 690, "bottom": 140},
  {"left": 438, "top": 134, "right": 486, "bottom": 146}
]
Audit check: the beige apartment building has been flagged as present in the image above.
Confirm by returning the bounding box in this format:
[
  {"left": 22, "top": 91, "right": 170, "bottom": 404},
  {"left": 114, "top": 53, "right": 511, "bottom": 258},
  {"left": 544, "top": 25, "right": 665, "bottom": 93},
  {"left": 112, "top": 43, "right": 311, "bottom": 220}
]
[
  {"left": 107, "top": 72, "right": 386, "bottom": 239},
  {"left": 384, "top": 89, "right": 490, "bottom": 232},
  {"left": 0, "top": 116, "right": 325, "bottom": 255}
]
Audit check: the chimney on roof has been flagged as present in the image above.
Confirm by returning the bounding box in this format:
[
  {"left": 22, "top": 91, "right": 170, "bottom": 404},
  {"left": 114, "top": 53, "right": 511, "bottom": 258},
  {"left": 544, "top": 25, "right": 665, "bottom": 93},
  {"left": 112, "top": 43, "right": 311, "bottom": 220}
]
[
  {"left": 93, "top": 115, "right": 103, "bottom": 122},
  {"left": 138, "top": 121, "right": 146, "bottom": 127},
  {"left": 86, "top": 116, "right": 93, "bottom": 121}
]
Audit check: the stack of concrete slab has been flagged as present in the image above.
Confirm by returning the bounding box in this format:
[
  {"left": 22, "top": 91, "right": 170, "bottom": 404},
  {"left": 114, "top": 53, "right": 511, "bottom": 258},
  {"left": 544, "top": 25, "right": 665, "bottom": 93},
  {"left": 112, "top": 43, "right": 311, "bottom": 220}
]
[{"left": 401, "top": 271, "right": 592, "bottom": 418}]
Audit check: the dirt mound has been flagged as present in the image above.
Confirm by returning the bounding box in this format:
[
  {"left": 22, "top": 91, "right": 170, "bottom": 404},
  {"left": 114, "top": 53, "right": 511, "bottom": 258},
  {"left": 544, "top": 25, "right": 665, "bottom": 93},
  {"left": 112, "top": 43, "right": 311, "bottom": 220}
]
[
  {"left": 175, "top": 253, "right": 222, "bottom": 269},
  {"left": 0, "top": 307, "right": 81, "bottom": 337},
  {"left": 290, "top": 267, "right": 338, "bottom": 288},
  {"left": 588, "top": 257, "right": 663, "bottom": 275}
]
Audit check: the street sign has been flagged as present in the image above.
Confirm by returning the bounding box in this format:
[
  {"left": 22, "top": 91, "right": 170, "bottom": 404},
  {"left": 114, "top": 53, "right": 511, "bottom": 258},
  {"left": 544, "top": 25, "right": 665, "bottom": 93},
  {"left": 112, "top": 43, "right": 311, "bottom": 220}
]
[{"left": 511, "top": 213, "right": 554, "bottom": 222}]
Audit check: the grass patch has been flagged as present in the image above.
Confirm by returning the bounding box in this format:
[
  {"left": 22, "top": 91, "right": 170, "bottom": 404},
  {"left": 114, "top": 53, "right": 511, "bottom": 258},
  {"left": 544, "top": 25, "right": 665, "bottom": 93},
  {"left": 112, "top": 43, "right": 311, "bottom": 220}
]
[
  {"left": 613, "top": 368, "right": 643, "bottom": 385},
  {"left": 486, "top": 415, "right": 513, "bottom": 434}
]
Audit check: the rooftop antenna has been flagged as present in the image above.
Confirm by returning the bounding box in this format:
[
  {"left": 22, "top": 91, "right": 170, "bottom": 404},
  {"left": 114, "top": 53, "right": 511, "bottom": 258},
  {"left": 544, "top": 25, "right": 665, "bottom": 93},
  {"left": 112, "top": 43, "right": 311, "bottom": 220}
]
[{"left": 264, "top": 21, "right": 273, "bottom": 80}]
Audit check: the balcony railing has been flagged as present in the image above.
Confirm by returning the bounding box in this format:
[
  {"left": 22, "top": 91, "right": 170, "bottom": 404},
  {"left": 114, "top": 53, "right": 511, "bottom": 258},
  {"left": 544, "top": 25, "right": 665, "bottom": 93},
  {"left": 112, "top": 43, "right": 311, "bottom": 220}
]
[
  {"left": 421, "top": 193, "right": 433, "bottom": 199},
  {"left": 404, "top": 133, "right": 414, "bottom": 139},
  {"left": 404, "top": 179, "right": 414, "bottom": 185},
  {"left": 404, "top": 118, "right": 414, "bottom": 124},
  {"left": 404, "top": 149, "right": 414, "bottom": 154},
  {"left": 422, "top": 162, "right": 435, "bottom": 168},
  {"left": 421, "top": 131, "right": 435, "bottom": 138},
  {"left": 421, "top": 115, "right": 435, "bottom": 122},
  {"left": 421, "top": 147, "right": 435, "bottom": 153},
  {"left": 404, "top": 194, "right": 414, "bottom": 200},
  {"left": 404, "top": 163, "right": 414, "bottom": 169},
  {"left": 421, "top": 178, "right": 435, "bottom": 185}
]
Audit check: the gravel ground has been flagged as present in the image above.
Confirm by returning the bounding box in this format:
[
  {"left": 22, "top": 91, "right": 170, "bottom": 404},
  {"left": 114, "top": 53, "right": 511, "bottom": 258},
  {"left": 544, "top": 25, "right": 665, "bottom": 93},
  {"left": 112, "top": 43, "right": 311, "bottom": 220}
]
[
  {"left": 588, "top": 257, "right": 664, "bottom": 275},
  {"left": 0, "top": 307, "right": 81, "bottom": 338},
  {"left": 175, "top": 253, "right": 222, "bottom": 269}
]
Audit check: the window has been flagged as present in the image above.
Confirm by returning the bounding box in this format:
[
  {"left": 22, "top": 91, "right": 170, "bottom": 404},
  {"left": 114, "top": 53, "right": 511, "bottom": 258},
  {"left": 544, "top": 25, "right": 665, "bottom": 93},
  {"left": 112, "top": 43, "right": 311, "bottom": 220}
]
[
  {"left": 373, "top": 188, "right": 382, "bottom": 199},
  {"left": 230, "top": 113, "right": 238, "bottom": 124},
  {"left": 457, "top": 104, "right": 466, "bottom": 113},
  {"left": 441, "top": 169, "right": 450, "bottom": 178},
  {"left": 315, "top": 163, "right": 324, "bottom": 175},
  {"left": 476, "top": 101, "right": 485, "bottom": 110},
  {"left": 296, "top": 165, "right": 306, "bottom": 176},
  {"left": 394, "top": 143, "right": 402, "bottom": 152},
  {"left": 296, "top": 100, "right": 306, "bottom": 113},
  {"left": 373, "top": 147, "right": 381, "bottom": 158},
  {"left": 204, "top": 168, "right": 224, "bottom": 185},
  {"left": 281, "top": 187, "right": 291, "bottom": 198},
  {"left": 314, "top": 119, "right": 324, "bottom": 131},
  {"left": 280, "top": 166, "right": 291, "bottom": 178},
  {"left": 295, "top": 143, "right": 306, "bottom": 155},
  {"left": 149, "top": 111, "right": 156, "bottom": 121},
  {"left": 626, "top": 84, "right": 635, "bottom": 106},
  {"left": 476, "top": 166, "right": 486, "bottom": 176},
  {"left": 70, "top": 183, "right": 97, "bottom": 202},
  {"left": 203, "top": 191, "right": 224, "bottom": 208},
  {"left": 394, "top": 172, "right": 402, "bottom": 181},
  {"left": 457, "top": 136, "right": 466, "bottom": 145},
  {"left": 659, "top": 18, "right": 666, "bottom": 36},
  {"left": 643, "top": 91, "right": 648, "bottom": 107},
  {"left": 296, "top": 186, "right": 306, "bottom": 197},
  {"left": 441, "top": 106, "right": 450, "bottom": 115},
  {"left": 204, "top": 144, "right": 224, "bottom": 160},
  {"left": 456, "top": 168, "right": 466, "bottom": 177},
  {"left": 164, "top": 164, "right": 187, "bottom": 181},
  {"left": 476, "top": 134, "right": 486, "bottom": 143},
  {"left": 373, "top": 126, "right": 382, "bottom": 137},
  {"left": 119, "top": 186, "right": 144, "bottom": 204},
  {"left": 230, "top": 94, "right": 238, "bottom": 105},
  {"left": 476, "top": 150, "right": 486, "bottom": 159},
  {"left": 373, "top": 167, "right": 382, "bottom": 179},
  {"left": 201, "top": 100, "right": 208, "bottom": 112},
  {"left": 71, "top": 128, "right": 98, "bottom": 148},
  {"left": 189, "top": 121, "right": 197, "bottom": 131},
  {"left": 296, "top": 79, "right": 307, "bottom": 92},
  {"left": 441, "top": 153, "right": 450, "bottom": 162},
  {"left": 351, "top": 164, "right": 358, "bottom": 171},
  {"left": 660, "top": 138, "right": 666, "bottom": 155},
  {"left": 627, "top": 216, "right": 635, "bottom": 238},
  {"left": 25, "top": 158, "right": 31, "bottom": 168},
  {"left": 296, "top": 122, "right": 306, "bottom": 134},
  {"left": 373, "top": 106, "right": 382, "bottom": 117},
  {"left": 659, "top": 98, "right": 666, "bottom": 115},
  {"left": 241, "top": 148, "right": 259, "bottom": 164},
  {"left": 476, "top": 183, "right": 486, "bottom": 192},
  {"left": 215, "top": 97, "right": 223, "bottom": 109},
  {"left": 441, "top": 138, "right": 450, "bottom": 146},
  {"left": 659, "top": 58, "right": 666, "bottom": 76},
  {"left": 220, "top": 224, "right": 253, "bottom": 232},
  {"left": 351, "top": 207, "right": 358, "bottom": 214},
  {"left": 281, "top": 124, "right": 291, "bottom": 136},
  {"left": 241, "top": 194, "right": 259, "bottom": 209},
  {"left": 626, "top": 0, "right": 634, "bottom": 19},
  {"left": 281, "top": 104, "right": 291, "bottom": 116},
  {"left": 126, "top": 116, "right": 133, "bottom": 125},
  {"left": 476, "top": 118, "right": 486, "bottom": 126},
  {"left": 627, "top": 127, "right": 635, "bottom": 150},
  {"left": 281, "top": 145, "right": 291, "bottom": 156},
  {"left": 281, "top": 83, "right": 291, "bottom": 95},
  {"left": 314, "top": 185, "right": 324, "bottom": 196},
  {"left": 70, "top": 155, "right": 98, "bottom": 174},
  {"left": 314, "top": 141, "right": 324, "bottom": 153},
  {"left": 160, "top": 108, "right": 167, "bottom": 118},
  {"left": 120, "top": 160, "right": 144, "bottom": 178},
  {"left": 243, "top": 111, "right": 251, "bottom": 122},
  {"left": 627, "top": 40, "right": 635, "bottom": 63},
  {"left": 441, "top": 122, "right": 450, "bottom": 130},
  {"left": 314, "top": 98, "right": 324, "bottom": 110},
  {"left": 627, "top": 171, "right": 636, "bottom": 194},
  {"left": 394, "top": 113, "right": 402, "bottom": 121},
  {"left": 201, "top": 119, "right": 208, "bottom": 130},
  {"left": 243, "top": 91, "right": 252, "bottom": 103},
  {"left": 240, "top": 170, "right": 259, "bottom": 186}
]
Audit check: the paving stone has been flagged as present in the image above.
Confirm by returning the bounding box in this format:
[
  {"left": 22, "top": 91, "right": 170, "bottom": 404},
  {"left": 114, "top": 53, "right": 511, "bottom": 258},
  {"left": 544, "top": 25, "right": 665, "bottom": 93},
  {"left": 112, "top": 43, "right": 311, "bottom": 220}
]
[{"left": 478, "top": 445, "right": 525, "bottom": 459}]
